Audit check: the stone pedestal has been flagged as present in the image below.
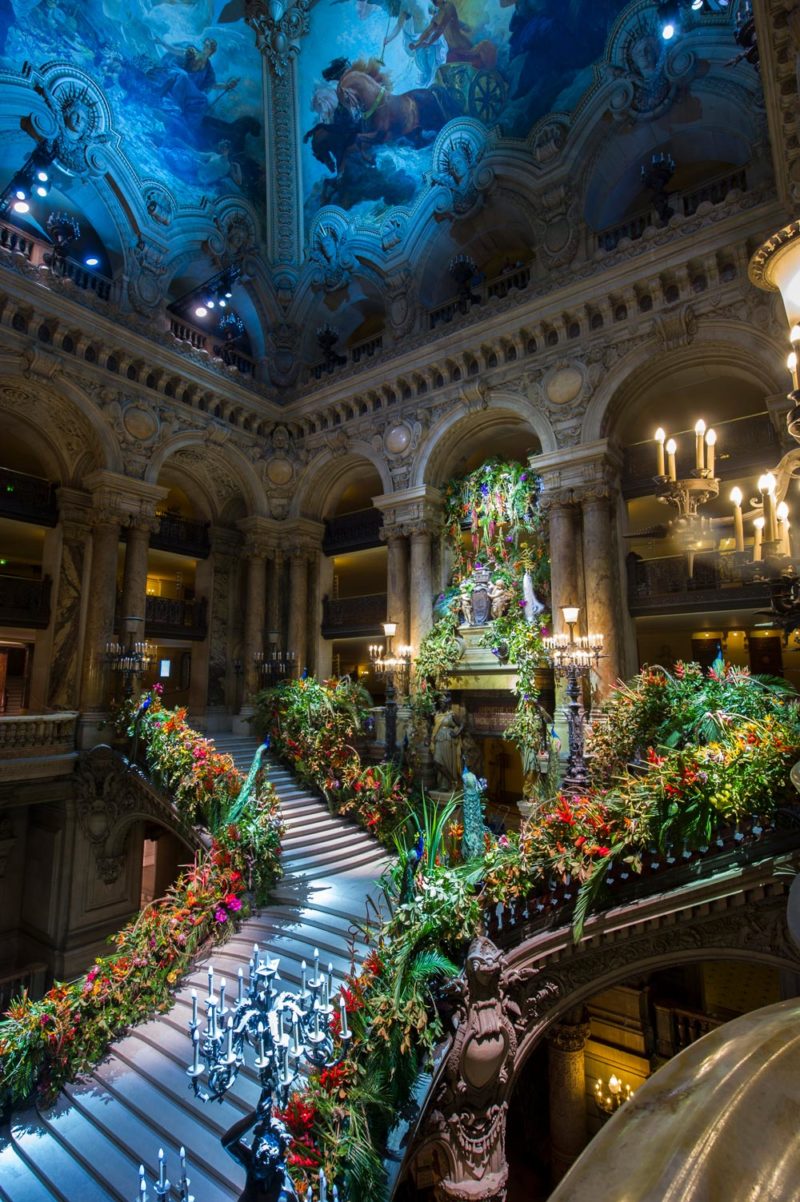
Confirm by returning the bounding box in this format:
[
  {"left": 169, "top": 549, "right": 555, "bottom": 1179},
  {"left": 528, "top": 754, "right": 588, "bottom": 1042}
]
[{"left": 548, "top": 1019, "right": 591, "bottom": 1184}]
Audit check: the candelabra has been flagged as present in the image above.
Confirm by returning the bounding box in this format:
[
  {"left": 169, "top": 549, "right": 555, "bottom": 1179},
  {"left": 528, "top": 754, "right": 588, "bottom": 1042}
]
[
  {"left": 641, "top": 151, "right": 676, "bottom": 225},
  {"left": 255, "top": 646, "right": 297, "bottom": 685},
  {"left": 594, "top": 1073, "right": 635, "bottom": 1117},
  {"left": 186, "top": 946, "right": 349, "bottom": 1201},
  {"left": 653, "top": 419, "right": 719, "bottom": 566},
  {"left": 137, "top": 1147, "right": 194, "bottom": 1201},
  {"left": 543, "top": 606, "right": 604, "bottom": 792},
  {"left": 369, "top": 622, "right": 413, "bottom": 760},
  {"left": 106, "top": 619, "right": 156, "bottom": 698}
]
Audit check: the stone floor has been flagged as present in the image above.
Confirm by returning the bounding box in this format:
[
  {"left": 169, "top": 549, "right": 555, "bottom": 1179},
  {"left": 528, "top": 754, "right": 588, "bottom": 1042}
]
[{"left": 0, "top": 736, "right": 389, "bottom": 1201}]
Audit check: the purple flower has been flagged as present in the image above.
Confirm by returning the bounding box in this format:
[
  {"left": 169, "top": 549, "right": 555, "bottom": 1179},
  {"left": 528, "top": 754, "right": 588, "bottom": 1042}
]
[
  {"left": 214, "top": 908, "right": 228, "bottom": 924},
  {"left": 226, "top": 896, "right": 242, "bottom": 912},
  {"left": 521, "top": 473, "right": 527, "bottom": 481}
]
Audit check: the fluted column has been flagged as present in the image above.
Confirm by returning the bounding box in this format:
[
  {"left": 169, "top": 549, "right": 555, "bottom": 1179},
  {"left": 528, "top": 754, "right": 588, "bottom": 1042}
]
[
  {"left": 120, "top": 516, "right": 158, "bottom": 639},
  {"left": 384, "top": 529, "right": 410, "bottom": 646},
  {"left": 41, "top": 489, "right": 92, "bottom": 711},
  {"left": 409, "top": 526, "right": 434, "bottom": 652},
  {"left": 546, "top": 499, "right": 581, "bottom": 634},
  {"left": 79, "top": 511, "right": 123, "bottom": 735},
  {"left": 241, "top": 541, "right": 267, "bottom": 705},
  {"left": 548, "top": 1018, "right": 591, "bottom": 1184},
  {"left": 266, "top": 549, "right": 283, "bottom": 642},
  {"left": 581, "top": 488, "right": 623, "bottom": 698},
  {"left": 289, "top": 548, "right": 309, "bottom": 674}
]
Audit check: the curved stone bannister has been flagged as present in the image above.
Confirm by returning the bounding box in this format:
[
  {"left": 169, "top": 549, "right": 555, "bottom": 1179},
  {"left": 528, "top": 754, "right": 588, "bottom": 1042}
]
[{"left": 0, "top": 734, "right": 389, "bottom": 1202}]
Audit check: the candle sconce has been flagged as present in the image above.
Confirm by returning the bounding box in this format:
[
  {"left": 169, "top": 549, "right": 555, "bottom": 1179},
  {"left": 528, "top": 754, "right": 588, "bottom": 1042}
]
[{"left": 594, "top": 1073, "right": 635, "bottom": 1117}]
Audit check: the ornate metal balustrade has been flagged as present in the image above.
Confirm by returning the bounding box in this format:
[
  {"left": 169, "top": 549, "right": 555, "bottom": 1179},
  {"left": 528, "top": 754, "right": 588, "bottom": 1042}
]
[
  {"left": 0, "top": 573, "right": 52, "bottom": 627},
  {"left": 142, "top": 595, "right": 208, "bottom": 640},
  {"left": 149, "top": 514, "right": 211, "bottom": 559},
  {"left": 321, "top": 592, "right": 387, "bottom": 638},
  {"left": 0, "top": 710, "right": 78, "bottom": 759},
  {"left": 0, "top": 467, "right": 58, "bottom": 526},
  {"left": 0, "top": 962, "right": 47, "bottom": 1011},
  {"left": 623, "top": 412, "right": 781, "bottom": 497},
  {"left": 322, "top": 508, "right": 383, "bottom": 554},
  {"left": 626, "top": 552, "right": 771, "bottom": 615}
]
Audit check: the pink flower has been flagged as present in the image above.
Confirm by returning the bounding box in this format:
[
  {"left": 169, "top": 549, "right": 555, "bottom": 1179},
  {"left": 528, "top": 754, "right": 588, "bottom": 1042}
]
[
  {"left": 153, "top": 682, "right": 164, "bottom": 695},
  {"left": 214, "top": 908, "right": 228, "bottom": 924},
  {"left": 225, "top": 895, "right": 242, "bottom": 912}
]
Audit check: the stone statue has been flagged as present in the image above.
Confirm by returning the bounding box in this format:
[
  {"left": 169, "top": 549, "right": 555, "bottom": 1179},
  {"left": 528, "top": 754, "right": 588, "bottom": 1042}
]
[
  {"left": 487, "top": 577, "right": 514, "bottom": 620},
  {"left": 430, "top": 702, "right": 463, "bottom": 791},
  {"left": 461, "top": 764, "right": 486, "bottom": 861},
  {"left": 458, "top": 579, "right": 474, "bottom": 627}
]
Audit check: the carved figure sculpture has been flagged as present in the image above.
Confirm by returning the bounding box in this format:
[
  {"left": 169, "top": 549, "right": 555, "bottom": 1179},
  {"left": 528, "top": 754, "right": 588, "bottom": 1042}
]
[
  {"left": 487, "top": 578, "right": 513, "bottom": 620},
  {"left": 430, "top": 703, "right": 463, "bottom": 791}
]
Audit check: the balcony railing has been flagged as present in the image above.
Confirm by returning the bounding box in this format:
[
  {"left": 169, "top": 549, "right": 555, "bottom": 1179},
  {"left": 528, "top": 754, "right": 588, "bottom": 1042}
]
[
  {"left": 323, "top": 508, "right": 383, "bottom": 555},
  {"left": 143, "top": 594, "right": 208, "bottom": 640},
  {"left": 322, "top": 592, "right": 387, "bottom": 638},
  {"left": 626, "top": 552, "right": 772, "bottom": 615},
  {"left": 0, "top": 216, "right": 116, "bottom": 302},
  {"left": 0, "top": 574, "right": 52, "bottom": 628},
  {"left": 0, "top": 962, "right": 48, "bottom": 1011},
  {"left": 429, "top": 262, "right": 532, "bottom": 331},
  {"left": 150, "top": 514, "right": 211, "bottom": 559},
  {"left": 0, "top": 711, "right": 79, "bottom": 759},
  {"left": 596, "top": 167, "right": 748, "bottom": 253},
  {"left": 0, "top": 467, "right": 58, "bottom": 526},
  {"left": 622, "top": 412, "right": 781, "bottom": 497}
]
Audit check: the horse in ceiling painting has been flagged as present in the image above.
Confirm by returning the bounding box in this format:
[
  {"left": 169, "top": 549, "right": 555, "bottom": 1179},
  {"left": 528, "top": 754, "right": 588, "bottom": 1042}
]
[{"left": 322, "top": 56, "right": 459, "bottom": 159}]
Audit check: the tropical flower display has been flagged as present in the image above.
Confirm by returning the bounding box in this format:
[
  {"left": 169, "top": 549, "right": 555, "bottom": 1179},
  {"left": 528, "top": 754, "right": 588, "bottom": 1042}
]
[
  {"left": 0, "top": 688, "right": 283, "bottom": 1108},
  {"left": 254, "top": 675, "right": 412, "bottom": 842}
]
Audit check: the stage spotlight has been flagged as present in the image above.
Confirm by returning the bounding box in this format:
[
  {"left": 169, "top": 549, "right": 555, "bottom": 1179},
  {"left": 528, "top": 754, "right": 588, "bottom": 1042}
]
[
  {"left": 85, "top": 256, "right": 99, "bottom": 267},
  {"left": 195, "top": 305, "right": 208, "bottom": 318},
  {"left": 12, "top": 199, "right": 29, "bottom": 213}
]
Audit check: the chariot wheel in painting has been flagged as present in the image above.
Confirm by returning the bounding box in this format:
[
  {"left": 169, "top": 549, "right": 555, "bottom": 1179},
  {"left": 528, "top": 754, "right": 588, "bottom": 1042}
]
[{"left": 469, "top": 70, "right": 507, "bottom": 124}]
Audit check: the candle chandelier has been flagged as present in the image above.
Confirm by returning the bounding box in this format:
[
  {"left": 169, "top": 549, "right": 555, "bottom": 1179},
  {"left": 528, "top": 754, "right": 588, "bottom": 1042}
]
[
  {"left": 255, "top": 644, "right": 297, "bottom": 685},
  {"left": 106, "top": 619, "right": 156, "bottom": 697},
  {"left": 653, "top": 419, "right": 719, "bottom": 558}
]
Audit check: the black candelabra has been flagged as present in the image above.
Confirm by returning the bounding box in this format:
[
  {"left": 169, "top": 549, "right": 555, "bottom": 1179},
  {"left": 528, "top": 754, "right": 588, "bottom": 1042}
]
[
  {"left": 369, "top": 622, "right": 412, "bottom": 760},
  {"left": 544, "top": 606, "right": 605, "bottom": 792}
]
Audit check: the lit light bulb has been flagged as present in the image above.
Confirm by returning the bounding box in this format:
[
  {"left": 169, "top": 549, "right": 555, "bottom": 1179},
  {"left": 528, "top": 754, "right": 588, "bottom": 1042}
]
[
  {"left": 12, "top": 200, "right": 29, "bottom": 213},
  {"left": 36, "top": 170, "right": 48, "bottom": 182},
  {"left": 730, "top": 486, "right": 742, "bottom": 506},
  {"left": 195, "top": 306, "right": 208, "bottom": 318},
  {"left": 778, "top": 501, "right": 790, "bottom": 522},
  {"left": 655, "top": 427, "right": 666, "bottom": 443},
  {"left": 666, "top": 438, "right": 677, "bottom": 455},
  {"left": 662, "top": 21, "right": 675, "bottom": 38}
]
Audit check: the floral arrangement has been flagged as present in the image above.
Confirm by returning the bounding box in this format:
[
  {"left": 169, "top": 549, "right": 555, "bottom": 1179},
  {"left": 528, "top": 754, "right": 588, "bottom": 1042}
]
[
  {"left": 0, "top": 689, "right": 283, "bottom": 1108},
  {"left": 254, "top": 675, "right": 412, "bottom": 843}
]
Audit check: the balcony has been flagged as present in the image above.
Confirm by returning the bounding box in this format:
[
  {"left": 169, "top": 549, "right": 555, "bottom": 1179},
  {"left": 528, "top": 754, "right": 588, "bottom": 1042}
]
[
  {"left": 0, "top": 467, "right": 58, "bottom": 526},
  {"left": 0, "top": 574, "right": 52, "bottom": 628},
  {"left": 627, "top": 551, "right": 771, "bottom": 616},
  {"left": 322, "top": 593, "right": 387, "bottom": 638},
  {"left": 143, "top": 595, "right": 208, "bottom": 640},
  {"left": 0, "top": 711, "right": 79, "bottom": 783},
  {"left": 622, "top": 413, "right": 781, "bottom": 498},
  {"left": 322, "top": 508, "right": 383, "bottom": 555},
  {"left": 150, "top": 514, "right": 211, "bottom": 559},
  {"left": 0, "top": 216, "right": 116, "bottom": 302}
]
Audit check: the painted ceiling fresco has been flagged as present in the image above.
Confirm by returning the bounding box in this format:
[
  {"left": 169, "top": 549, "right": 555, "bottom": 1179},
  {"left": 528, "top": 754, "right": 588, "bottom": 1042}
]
[
  {"left": 0, "top": 0, "right": 265, "bottom": 222},
  {"left": 300, "top": 0, "right": 625, "bottom": 230}
]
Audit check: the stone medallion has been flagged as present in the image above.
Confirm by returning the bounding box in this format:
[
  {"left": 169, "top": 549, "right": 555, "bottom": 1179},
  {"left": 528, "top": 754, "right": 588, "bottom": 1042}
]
[
  {"left": 384, "top": 422, "right": 412, "bottom": 456},
  {"left": 267, "top": 456, "right": 294, "bottom": 486},
  {"left": 123, "top": 405, "right": 158, "bottom": 441},
  {"left": 545, "top": 366, "right": 583, "bottom": 406}
]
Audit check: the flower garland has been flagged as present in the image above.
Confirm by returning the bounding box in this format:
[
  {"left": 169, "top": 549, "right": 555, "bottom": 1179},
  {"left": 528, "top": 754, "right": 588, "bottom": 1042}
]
[
  {"left": 254, "top": 676, "right": 412, "bottom": 843},
  {"left": 0, "top": 689, "right": 283, "bottom": 1108}
]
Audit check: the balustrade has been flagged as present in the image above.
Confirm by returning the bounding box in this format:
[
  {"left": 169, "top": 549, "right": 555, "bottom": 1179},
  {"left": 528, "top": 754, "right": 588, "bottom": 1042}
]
[
  {"left": 150, "top": 513, "right": 211, "bottom": 559},
  {"left": 322, "top": 508, "right": 383, "bottom": 554},
  {"left": 143, "top": 594, "right": 208, "bottom": 640},
  {"left": 626, "top": 552, "right": 771, "bottom": 615},
  {"left": 0, "top": 710, "right": 79, "bottom": 758},
  {"left": 0, "top": 467, "right": 57, "bottom": 525},
  {"left": 0, "top": 573, "right": 52, "bottom": 627},
  {"left": 0, "top": 962, "right": 47, "bottom": 1011},
  {"left": 321, "top": 592, "right": 387, "bottom": 638},
  {"left": 596, "top": 167, "right": 749, "bottom": 253}
]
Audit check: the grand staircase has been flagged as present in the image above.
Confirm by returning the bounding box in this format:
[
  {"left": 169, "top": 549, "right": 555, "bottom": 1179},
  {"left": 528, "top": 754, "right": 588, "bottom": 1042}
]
[{"left": 0, "top": 736, "right": 390, "bottom": 1202}]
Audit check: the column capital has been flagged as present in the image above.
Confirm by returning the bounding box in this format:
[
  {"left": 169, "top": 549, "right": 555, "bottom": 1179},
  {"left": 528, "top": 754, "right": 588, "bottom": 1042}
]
[
  {"left": 56, "top": 487, "right": 93, "bottom": 538},
  {"left": 547, "top": 1020, "right": 591, "bottom": 1053},
  {"left": 210, "top": 526, "right": 243, "bottom": 561},
  {"left": 535, "top": 439, "right": 622, "bottom": 508},
  {"left": 82, "top": 469, "right": 168, "bottom": 524},
  {"left": 373, "top": 485, "right": 444, "bottom": 534}
]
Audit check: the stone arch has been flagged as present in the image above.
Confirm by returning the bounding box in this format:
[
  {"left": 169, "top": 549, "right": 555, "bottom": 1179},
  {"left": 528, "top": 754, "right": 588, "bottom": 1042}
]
[
  {"left": 0, "top": 365, "right": 121, "bottom": 482},
  {"left": 582, "top": 325, "right": 786, "bottom": 445},
  {"left": 145, "top": 433, "right": 267, "bottom": 518},
  {"left": 291, "top": 446, "right": 393, "bottom": 520},
  {"left": 414, "top": 397, "right": 557, "bottom": 489}
]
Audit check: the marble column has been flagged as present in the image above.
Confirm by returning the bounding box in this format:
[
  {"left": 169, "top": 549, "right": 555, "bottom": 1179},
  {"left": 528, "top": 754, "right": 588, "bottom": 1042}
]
[
  {"left": 548, "top": 1019, "right": 591, "bottom": 1185},
  {"left": 384, "top": 529, "right": 410, "bottom": 645},
  {"left": 188, "top": 555, "right": 214, "bottom": 726},
  {"left": 289, "top": 548, "right": 309, "bottom": 675},
  {"left": 241, "top": 543, "right": 267, "bottom": 707},
  {"left": 120, "top": 517, "right": 157, "bottom": 638},
  {"left": 581, "top": 489, "right": 623, "bottom": 699},
  {"left": 79, "top": 513, "right": 123, "bottom": 733},
  {"left": 47, "top": 493, "right": 93, "bottom": 711},
  {"left": 409, "top": 526, "right": 434, "bottom": 653},
  {"left": 547, "top": 500, "right": 581, "bottom": 634},
  {"left": 266, "top": 550, "right": 283, "bottom": 643}
]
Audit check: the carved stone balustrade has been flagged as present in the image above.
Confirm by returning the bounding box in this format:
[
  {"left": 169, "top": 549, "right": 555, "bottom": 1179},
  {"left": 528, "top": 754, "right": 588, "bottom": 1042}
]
[
  {"left": 0, "top": 573, "right": 52, "bottom": 628},
  {"left": 321, "top": 592, "right": 387, "bottom": 638},
  {"left": 0, "top": 710, "right": 79, "bottom": 782}
]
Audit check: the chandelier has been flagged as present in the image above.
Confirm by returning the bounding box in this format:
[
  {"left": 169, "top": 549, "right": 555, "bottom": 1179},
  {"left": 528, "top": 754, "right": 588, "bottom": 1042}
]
[
  {"left": 594, "top": 1073, "right": 635, "bottom": 1116},
  {"left": 105, "top": 622, "right": 156, "bottom": 697},
  {"left": 653, "top": 420, "right": 719, "bottom": 562}
]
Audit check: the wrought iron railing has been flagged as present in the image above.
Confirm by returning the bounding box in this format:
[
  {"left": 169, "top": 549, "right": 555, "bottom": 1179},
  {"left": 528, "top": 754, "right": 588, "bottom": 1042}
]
[
  {"left": 322, "top": 593, "right": 387, "bottom": 638},
  {"left": 142, "top": 595, "right": 208, "bottom": 640},
  {"left": 626, "top": 552, "right": 771, "bottom": 615},
  {"left": 0, "top": 466, "right": 58, "bottom": 526},
  {"left": 323, "top": 508, "right": 383, "bottom": 554},
  {"left": 0, "top": 574, "right": 52, "bottom": 627},
  {"left": 0, "top": 962, "right": 48, "bottom": 1011},
  {"left": 150, "top": 514, "right": 211, "bottom": 559}
]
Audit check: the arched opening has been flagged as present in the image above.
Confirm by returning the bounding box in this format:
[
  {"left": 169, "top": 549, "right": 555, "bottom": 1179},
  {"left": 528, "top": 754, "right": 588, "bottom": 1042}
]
[{"left": 506, "top": 954, "right": 788, "bottom": 1200}]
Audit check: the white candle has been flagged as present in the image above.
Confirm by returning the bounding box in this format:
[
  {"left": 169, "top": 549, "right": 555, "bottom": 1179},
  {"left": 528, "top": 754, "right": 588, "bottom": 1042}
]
[
  {"left": 753, "top": 516, "right": 765, "bottom": 561},
  {"left": 207, "top": 965, "right": 214, "bottom": 998},
  {"left": 301, "top": 960, "right": 307, "bottom": 993},
  {"left": 192, "top": 1026, "right": 200, "bottom": 1072},
  {"left": 158, "top": 1148, "right": 165, "bottom": 1189},
  {"left": 191, "top": 989, "right": 197, "bottom": 1027},
  {"left": 258, "top": 1021, "right": 265, "bottom": 1063},
  {"left": 666, "top": 438, "right": 677, "bottom": 481},
  {"left": 730, "top": 487, "right": 744, "bottom": 552},
  {"left": 339, "top": 996, "right": 349, "bottom": 1039},
  {"left": 705, "top": 428, "right": 716, "bottom": 476},
  {"left": 237, "top": 966, "right": 244, "bottom": 1002},
  {"left": 694, "top": 419, "right": 706, "bottom": 471},
  {"left": 327, "top": 963, "right": 333, "bottom": 998},
  {"left": 314, "top": 948, "right": 320, "bottom": 980},
  {"left": 789, "top": 350, "right": 799, "bottom": 391},
  {"left": 760, "top": 474, "right": 778, "bottom": 542},
  {"left": 226, "top": 1016, "right": 233, "bottom": 1058},
  {"left": 778, "top": 501, "right": 790, "bottom": 554},
  {"left": 655, "top": 427, "right": 666, "bottom": 476},
  {"left": 219, "top": 978, "right": 226, "bottom": 1014}
]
